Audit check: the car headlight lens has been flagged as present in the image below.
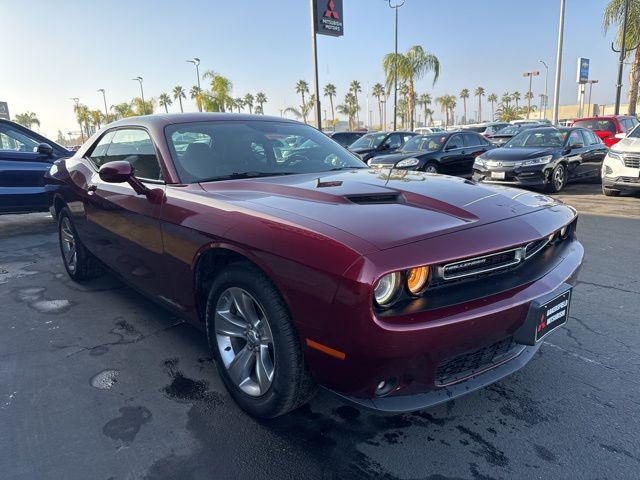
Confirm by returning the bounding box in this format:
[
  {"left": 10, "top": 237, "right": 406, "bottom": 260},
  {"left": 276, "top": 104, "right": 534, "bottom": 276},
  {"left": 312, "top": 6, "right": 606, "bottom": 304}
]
[
  {"left": 406, "top": 266, "right": 430, "bottom": 295},
  {"left": 521, "top": 155, "right": 553, "bottom": 166},
  {"left": 395, "top": 158, "right": 419, "bottom": 168},
  {"left": 374, "top": 272, "right": 401, "bottom": 306},
  {"left": 560, "top": 225, "right": 569, "bottom": 239},
  {"left": 606, "top": 151, "right": 624, "bottom": 164},
  {"left": 474, "top": 157, "right": 486, "bottom": 167}
]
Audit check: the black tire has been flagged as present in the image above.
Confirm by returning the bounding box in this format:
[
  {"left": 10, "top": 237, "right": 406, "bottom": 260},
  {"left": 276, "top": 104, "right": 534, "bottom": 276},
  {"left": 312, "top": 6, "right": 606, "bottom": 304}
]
[
  {"left": 423, "top": 161, "right": 439, "bottom": 174},
  {"left": 546, "top": 164, "right": 566, "bottom": 193},
  {"left": 58, "top": 207, "right": 101, "bottom": 281},
  {"left": 205, "top": 262, "right": 316, "bottom": 418},
  {"left": 602, "top": 186, "right": 620, "bottom": 197}
]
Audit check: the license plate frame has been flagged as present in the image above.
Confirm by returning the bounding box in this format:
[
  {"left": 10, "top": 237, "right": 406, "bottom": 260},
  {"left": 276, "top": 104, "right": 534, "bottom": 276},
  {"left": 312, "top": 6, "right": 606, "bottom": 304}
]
[
  {"left": 491, "top": 171, "right": 506, "bottom": 180},
  {"left": 513, "top": 283, "right": 572, "bottom": 346}
]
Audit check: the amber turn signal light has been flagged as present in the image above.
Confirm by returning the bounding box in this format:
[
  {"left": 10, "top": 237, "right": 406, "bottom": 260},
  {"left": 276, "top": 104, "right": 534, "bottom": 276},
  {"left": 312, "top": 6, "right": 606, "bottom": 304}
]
[{"left": 406, "top": 266, "right": 430, "bottom": 295}]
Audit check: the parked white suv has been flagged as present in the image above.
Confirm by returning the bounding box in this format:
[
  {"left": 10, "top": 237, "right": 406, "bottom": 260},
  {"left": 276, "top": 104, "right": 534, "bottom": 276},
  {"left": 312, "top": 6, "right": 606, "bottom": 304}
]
[{"left": 601, "top": 125, "right": 640, "bottom": 196}]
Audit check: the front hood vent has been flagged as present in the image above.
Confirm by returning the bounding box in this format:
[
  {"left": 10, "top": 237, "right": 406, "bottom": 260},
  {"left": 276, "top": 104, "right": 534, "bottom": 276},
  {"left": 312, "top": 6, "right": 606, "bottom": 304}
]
[{"left": 346, "top": 193, "right": 403, "bottom": 205}]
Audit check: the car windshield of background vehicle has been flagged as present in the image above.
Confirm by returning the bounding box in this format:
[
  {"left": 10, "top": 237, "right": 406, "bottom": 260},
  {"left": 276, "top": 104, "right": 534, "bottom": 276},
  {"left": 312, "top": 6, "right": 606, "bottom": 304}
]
[
  {"left": 350, "top": 133, "right": 387, "bottom": 149},
  {"left": 572, "top": 119, "right": 616, "bottom": 135},
  {"left": 0, "top": 125, "right": 40, "bottom": 152},
  {"left": 493, "top": 125, "right": 520, "bottom": 136},
  {"left": 626, "top": 125, "right": 640, "bottom": 138},
  {"left": 505, "top": 129, "right": 567, "bottom": 148},
  {"left": 401, "top": 134, "right": 445, "bottom": 152},
  {"left": 165, "top": 121, "right": 368, "bottom": 183}
]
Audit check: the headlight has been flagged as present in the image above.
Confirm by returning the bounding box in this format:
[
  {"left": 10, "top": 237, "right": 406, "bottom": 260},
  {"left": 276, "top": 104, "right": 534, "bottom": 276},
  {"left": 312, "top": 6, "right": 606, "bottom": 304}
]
[
  {"left": 406, "top": 266, "right": 430, "bottom": 295},
  {"left": 560, "top": 225, "right": 569, "bottom": 239},
  {"left": 374, "top": 272, "right": 401, "bottom": 306},
  {"left": 606, "top": 151, "right": 624, "bottom": 164},
  {"left": 474, "top": 158, "right": 486, "bottom": 167},
  {"left": 521, "top": 155, "right": 553, "bottom": 166},
  {"left": 395, "top": 158, "right": 419, "bottom": 168}
]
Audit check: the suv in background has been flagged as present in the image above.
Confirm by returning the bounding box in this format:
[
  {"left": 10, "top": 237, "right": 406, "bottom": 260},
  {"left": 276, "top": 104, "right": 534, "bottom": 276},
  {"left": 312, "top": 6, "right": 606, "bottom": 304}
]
[
  {"left": 571, "top": 115, "right": 638, "bottom": 148},
  {"left": 601, "top": 124, "right": 640, "bottom": 196}
]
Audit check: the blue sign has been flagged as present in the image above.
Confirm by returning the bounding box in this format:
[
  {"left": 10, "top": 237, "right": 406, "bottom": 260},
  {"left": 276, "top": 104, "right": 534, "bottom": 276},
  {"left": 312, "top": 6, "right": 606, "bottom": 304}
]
[{"left": 577, "top": 57, "right": 589, "bottom": 84}]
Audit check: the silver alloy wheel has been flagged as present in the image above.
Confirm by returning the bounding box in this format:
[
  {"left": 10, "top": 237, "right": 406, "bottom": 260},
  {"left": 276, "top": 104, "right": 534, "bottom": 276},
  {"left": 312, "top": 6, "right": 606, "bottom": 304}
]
[
  {"left": 60, "top": 217, "right": 77, "bottom": 273},
  {"left": 424, "top": 164, "right": 438, "bottom": 173},
  {"left": 554, "top": 165, "right": 565, "bottom": 190},
  {"left": 214, "top": 287, "right": 275, "bottom": 397}
]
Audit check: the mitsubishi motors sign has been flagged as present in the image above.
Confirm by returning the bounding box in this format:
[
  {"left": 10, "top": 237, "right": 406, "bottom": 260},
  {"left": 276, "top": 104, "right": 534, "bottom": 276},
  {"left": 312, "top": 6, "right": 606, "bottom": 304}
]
[{"left": 314, "top": 0, "right": 343, "bottom": 37}]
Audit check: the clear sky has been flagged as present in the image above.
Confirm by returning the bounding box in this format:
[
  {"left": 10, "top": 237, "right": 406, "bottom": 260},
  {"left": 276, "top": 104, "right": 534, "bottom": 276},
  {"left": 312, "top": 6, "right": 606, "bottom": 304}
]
[{"left": 0, "top": 0, "right": 625, "bottom": 138}]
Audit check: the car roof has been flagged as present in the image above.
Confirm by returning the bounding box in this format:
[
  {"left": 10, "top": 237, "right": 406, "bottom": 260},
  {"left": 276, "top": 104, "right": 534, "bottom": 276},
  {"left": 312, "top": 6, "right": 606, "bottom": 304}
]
[{"left": 105, "top": 112, "right": 299, "bottom": 129}]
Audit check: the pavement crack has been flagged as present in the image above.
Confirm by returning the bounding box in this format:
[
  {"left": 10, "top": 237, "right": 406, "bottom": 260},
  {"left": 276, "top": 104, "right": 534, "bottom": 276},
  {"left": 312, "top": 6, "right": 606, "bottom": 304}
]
[{"left": 575, "top": 280, "right": 640, "bottom": 296}]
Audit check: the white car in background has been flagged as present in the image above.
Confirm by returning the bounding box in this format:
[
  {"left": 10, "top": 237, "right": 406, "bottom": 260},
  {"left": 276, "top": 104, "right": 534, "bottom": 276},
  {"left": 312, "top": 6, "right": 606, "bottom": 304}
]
[
  {"left": 414, "top": 126, "right": 444, "bottom": 134},
  {"left": 601, "top": 125, "right": 640, "bottom": 196}
]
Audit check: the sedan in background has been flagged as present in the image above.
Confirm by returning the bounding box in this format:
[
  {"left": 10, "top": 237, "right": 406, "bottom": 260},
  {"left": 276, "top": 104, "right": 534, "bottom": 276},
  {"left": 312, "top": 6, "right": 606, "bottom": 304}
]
[
  {"left": 473, "top": 127, "right": 607, "bottom": 192},
  {"left": 349, "top": 131, "right": 416, "bottom": 162},
  {"left": 487, "top": 124, "right": 540, "bottom": 146},
  {"left": 462, "top": 122, "right": 510, "bottom": 137},
  {"left": 329, "top": 131, "right": 366, "bottom": 148},
  {"left": 369, "top": 130, "right": 493, "bottom": 175},
  {"left": 570, "top": 115, "right": 638, "bottom": 148},
  {"left": 1, "top": 118, "right": 72, "bottom": 214}
]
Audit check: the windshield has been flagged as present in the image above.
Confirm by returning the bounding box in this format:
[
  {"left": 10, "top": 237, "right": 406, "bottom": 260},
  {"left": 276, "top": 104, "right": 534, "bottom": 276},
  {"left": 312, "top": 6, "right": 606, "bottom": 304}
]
[
  {"left": 493, "top": 125, "right": 521, "bottom": 136},
  {"left": 572, "top": 119, "right": 616, "bottom": 135},
  {"left": 400, "top": 134, "right": 445, "bottom": 152},
  {"left": 165, "top": 121, "right": 367, "bottom": 183},
  {"left": 350, "top": 133, "right": 387, "bottom": 149},
  {"left": 504, "top": 129, "right": 568, "bottom": 148},
  {"left": 627, "top": 124, "right": 640, "bottom": 138}
]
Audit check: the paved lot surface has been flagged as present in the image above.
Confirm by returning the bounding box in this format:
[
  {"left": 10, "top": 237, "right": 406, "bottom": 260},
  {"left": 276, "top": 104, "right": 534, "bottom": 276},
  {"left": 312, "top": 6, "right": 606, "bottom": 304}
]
[{"left": 1, "top": 190, "right": 639, "bottom": 480}]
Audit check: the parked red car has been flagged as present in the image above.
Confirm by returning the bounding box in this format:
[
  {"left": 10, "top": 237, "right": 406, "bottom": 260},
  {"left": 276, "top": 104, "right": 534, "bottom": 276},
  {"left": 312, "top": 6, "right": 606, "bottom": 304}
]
[
  {"left": 570, "top": 115, "right": 638, "bottom": 148},
  {"left": 47, "top": 114, "right": 583, "bottom": 418}
]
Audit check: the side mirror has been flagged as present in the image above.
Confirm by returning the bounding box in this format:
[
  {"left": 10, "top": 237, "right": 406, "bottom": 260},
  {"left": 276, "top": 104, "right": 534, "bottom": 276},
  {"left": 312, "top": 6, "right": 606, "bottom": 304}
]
[
  {"left": 378, "top": 143, "right": 390, "bottom": 150},
  {"left": 99, "top": 160, "right": 134, "bottom": 183},
  {"left": 36, "top": 143, "right": 54, "bottom": 157},
  {"left": 615, "top": 132, "right": 627, "bottom": 139}
]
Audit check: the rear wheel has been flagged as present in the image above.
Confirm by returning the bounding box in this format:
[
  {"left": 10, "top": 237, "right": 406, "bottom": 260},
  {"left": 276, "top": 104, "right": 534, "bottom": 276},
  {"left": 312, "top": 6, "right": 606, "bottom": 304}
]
[
  {"left": 546, "top": 164, "right": 566, "bottom": 193},
  {"left": 423, "top": 162, "right": 439, "bottom": 173},
  {"left": 206, "top": 262, "right": 316, "bottom": 418},
  {"left": 58, "top": 208, "right": 101, "bottom": 281}
]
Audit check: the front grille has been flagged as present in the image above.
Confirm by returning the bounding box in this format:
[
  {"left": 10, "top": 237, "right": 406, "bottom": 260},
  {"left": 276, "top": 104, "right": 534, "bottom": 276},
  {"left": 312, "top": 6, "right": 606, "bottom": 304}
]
[
  {"left": 623, "top": 155, "right": 640, "bottom": 168},
  {"left": 442, "top": 248, "right": 522, "bottom": 280},
  {"left": 435, "top": 337, "right": 522, "bottom": 386}
]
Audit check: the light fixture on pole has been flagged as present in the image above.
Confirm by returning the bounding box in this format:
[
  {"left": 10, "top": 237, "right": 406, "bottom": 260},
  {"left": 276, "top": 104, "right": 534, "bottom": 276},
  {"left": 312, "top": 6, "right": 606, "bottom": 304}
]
[
  {"left": 387, "top": 0, "right": 405, "bottom": 131},
  {"left": 539, "top": 60, "right": 549, "bottom": 119},
  {"left": 552, "top": 0, "right": 566, "bottom": 125},
  {"left": 523, "top": 71, "right": 540, "bottom": 119},
  {"left": 587, "top": 79, "right": 599, "bottom": 117},
  {"left": 97, "top": 89, "right": 108, "bottom": 119},
  {"left": 132, "top": 76, "right": 145, "bottom": 114},
  {"left": 186, "top": 57, "right": 201, "bottom": 90}
]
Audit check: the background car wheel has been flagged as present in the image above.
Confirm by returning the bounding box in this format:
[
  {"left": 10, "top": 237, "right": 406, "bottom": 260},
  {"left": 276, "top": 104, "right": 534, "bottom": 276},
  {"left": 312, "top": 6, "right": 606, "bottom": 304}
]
[
  {"left": 602, "top": 186, "right": 620, "bottom": 196},
  {"left": 58, "top": 208, "right": 101, "bottom": 281},
  {"left": 206, "top": 262, "right": 316, "bottom": 418},
  {"left": 423, "top": 162, "right": 439, "bottom": 173},
  {"left": 547, "top": 164, "right": 566, "bottom": 193}
]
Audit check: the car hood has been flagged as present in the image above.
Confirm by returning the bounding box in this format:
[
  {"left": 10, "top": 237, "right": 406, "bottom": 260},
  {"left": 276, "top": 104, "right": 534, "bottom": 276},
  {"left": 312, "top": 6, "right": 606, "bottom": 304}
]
[
  {"left": 483, "top": 147, "right": 557, "bottom": 160},
  {"left": 197, "top": 169, "right": 562, "bottom": 252},
  {"left": 368, "top": 151, "right": 425, "bottom": 165},
  {"left": 350, "top": 147, "right": 376, "bottom": 155},
  {"left": 612, "top": 136, "right": 640, "bottom": 152}
]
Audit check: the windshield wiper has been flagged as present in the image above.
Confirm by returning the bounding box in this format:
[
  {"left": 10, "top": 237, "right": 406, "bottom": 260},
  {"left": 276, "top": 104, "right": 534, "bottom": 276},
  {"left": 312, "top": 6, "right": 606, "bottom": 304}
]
[
  {"left": 327, "top": 166, "right": 367, "bottom": 171},
  {"left": 199, "top": 171, "right": 299, "bottom": 182}
]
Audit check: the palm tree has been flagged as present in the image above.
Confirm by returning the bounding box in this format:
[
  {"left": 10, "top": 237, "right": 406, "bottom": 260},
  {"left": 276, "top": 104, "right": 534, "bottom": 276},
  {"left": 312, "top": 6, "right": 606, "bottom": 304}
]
[
  {"left": 13, "top": 112, "right": 40, "bottom": 130},
  {"left": 323, "top": 84, "right": 337, "bottom": 125},
  {"left": 255, "top": 92, "right": 267, "bottom": 114},
  {"left": 173, "top": 86, "right": 186, "bottom": 113},
  {"left": 424, "top": 107, "right": 434, "bottom": 126},
  {"left": 190, "top": 86, "right": 202, "bottom": 112},
  {"left": 372, "top": 83, "right": 385, "bottom": 129},
  {"left": 132, "top": 98, "right": 154, "bottom": 116},
  {"left": 295, "top": 80, "right": 309, "bottom": 123},
  {"left": 383, "top": 45, "right": 440, "bottom": 130},
  {"left": 203, "top": 71, "right": 233, "bottom": 112},
  {"left": 418, "top": 93, "right": 432, "bottom": 126},
  {"left": 111, "top": 102, "right": 134, "bottom": 119},
  {"left": 89, "top": 110, "right": 103, "bottom": 132},
  {"left": 501, "top": 92, "right": 511, "bottom": 108},
  {"left": 283, "top": 107, "right": 302, "bottom": 120},
  {"left": 337, "top": 92, "right": 358, "bottom": 130},
  {"left": 604, "top": 0, "right": 640, "bottom": 115},
  {"left": 496, "top": 103, "right": 522, "bottom": 122},
  {"left": 487, "top": 93, "right": 498, "bottom": 120},
  {"left": 234, "top": 98, "right": 245, "bottom": 113},
  {"left": 244, "top": 93, "right": 254, "bottom": 114},
  {"left": 74, "top": 104, "right": 91, "bottom": 138},
  {"left": 350, "top": 80, "right": 362, "bottom": 127},
  {"left": 512, "top": 91, "right": 521, "bottom": 108},
  {"left": 459, "top": 89, "right": 470, "bottom": 124},
  {"left": 436, "top": 95, "right": 456, "bottom": 128},
  {"left": 159, "top": 93, "right": 172, "bottom": 113},
  {"left": 475, "top": 87, "right": 485, "bottom": 122},
  {"left": 524, "top": 91, "right": 535, "bottom": 119}
]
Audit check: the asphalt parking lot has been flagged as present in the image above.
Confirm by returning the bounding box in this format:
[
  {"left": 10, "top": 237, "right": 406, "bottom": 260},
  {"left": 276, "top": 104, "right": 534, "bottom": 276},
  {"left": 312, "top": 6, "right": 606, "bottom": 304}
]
[{"left": 1, "top": 185, "right": 639, "bottom": 480}]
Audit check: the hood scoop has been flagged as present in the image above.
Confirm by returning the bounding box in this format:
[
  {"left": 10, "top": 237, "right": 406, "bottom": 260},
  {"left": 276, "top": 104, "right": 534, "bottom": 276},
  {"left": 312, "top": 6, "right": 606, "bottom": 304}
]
[{"left": 346, "top": 193, "right": 404, "bottom": 205}]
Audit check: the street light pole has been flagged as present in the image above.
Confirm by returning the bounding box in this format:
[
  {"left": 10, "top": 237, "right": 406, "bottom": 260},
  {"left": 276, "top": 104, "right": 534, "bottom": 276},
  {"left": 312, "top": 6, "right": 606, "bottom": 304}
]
[
  {"left": 523, "top": 71, "right": 540, "bottom": 119},
  {"left": 587, "top": 79, "right": 599, "bottom": 116},
  {"left": 552, "top": 0, "right": 566, "bottom": 125},
  {"left": 388, "top": 0, "right": 405, "bottom": 131},
  {"left": 70, "top": 97, "right": 84, "bottom": 142},
  {"left": 614, "top": 0, "right": 630, "bottom": 114},
  {"left": 97, "top": 89, "right": 108, "bottom": 119},
  {"left": 539, "top": 60, "right": 549, "bottom": 119},
  {"left": 133, "top": 76, "right": 145, "bottom": 114},
  {"left": 186, "top": 57, "right": 201, "bottom": 90},
  {"left": 310, "top": 0, "right": 322, "bottom": 130}
]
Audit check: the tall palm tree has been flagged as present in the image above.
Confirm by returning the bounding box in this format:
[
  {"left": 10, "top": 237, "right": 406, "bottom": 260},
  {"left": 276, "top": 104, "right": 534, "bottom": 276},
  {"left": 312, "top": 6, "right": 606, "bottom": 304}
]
[
  {"left": 350, "top": 80, "right": 362, "bottom": 127},
  {"left": 74, "top": 104, "right": 91, "bottom": 138},
  {"left": 132, "top": 98, "right": 154, "bottom": 116},
  {"left": 418, "top": 93, "right": 432, "bottom": 126},
  {"left": 475, "top": 87, "right": 485, "bottom": 122},
  {"left": 323, "top": 84, "right": 337, "bottom": 125},
  {"left": 487, "top": 93, "right": 498, "bottom": 120},
  {"left": 511, "top": 91, "right": 521, "bottom": 108},
  {"left": 295, "top": 80, "right": 309, "bottom": 123},
  {"left": 372, "top": 83, "right": 385, "bottom": 129},
  {"left": 604, "top": 0, "right": 640, "bottom": 115},
  {"left": 459, "top": 89, "right": 470, "bottom": 124},
  {"left": 424, "top": 107, "right": 434, "bottom": 126},
  {"left": 89, "top": 110, "right": 103, "bottom": 132},
  {"left": 383, "top": 45, "right": 440, "bottom": 130},
  {"left": 255, "top": 92, "right": 267, "bottom": 114},
  {"left": 173, "top": 86, "right": 186, "bottom": 113},
  {"left": 244, "top": 93, "right": 254, "bottom": 114},
  {"left": 111, "top": 102, "right": 134, "bottom": 119},
  {"left": 159, "top": 93, "right": 172, "bottom": 113},
  {"left": 13, "top": 112, "right": 40, "bottom": 130},
  {"left": 234, "top": 98, "right": 245, "bottom": 113},
  {"left": 190, "top": 86, "right": 202, "bottom": 112},
  {"left": 501, "top": 92, "right": 511, "bottom": 108},
  {"left": 524, "top": 91, "right": 535, "bottom": 119},
  {"left": 203, "top": 71, "right": 233, "bottom": 112},
  {"left": 337, "top": 92, "right": 358, "bottom": 130},
  {"left": 436, "top": 95, "right": 456, "bottom": 128}
]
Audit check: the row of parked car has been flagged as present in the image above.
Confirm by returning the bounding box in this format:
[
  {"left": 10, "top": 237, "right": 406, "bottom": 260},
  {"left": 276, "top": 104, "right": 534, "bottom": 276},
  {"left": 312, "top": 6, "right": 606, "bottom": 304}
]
[{"left": 333, "top": 115, "right": 640, "bottom": 195}]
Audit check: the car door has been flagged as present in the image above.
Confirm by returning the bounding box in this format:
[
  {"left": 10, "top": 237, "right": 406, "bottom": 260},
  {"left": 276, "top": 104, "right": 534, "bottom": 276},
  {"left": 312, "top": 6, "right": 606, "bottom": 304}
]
[
  {"left": 564, "top": 130, "right": 587, "bottom": 181},
  {"left": 80, "top": 128, "right": 169, "bottom": 297},
  {"left": 439, "top": 134, "right": 467, "bottom": 175},
  {"left": 576, "top": 129, "right": 607, "bottom": 179},
  {"left": 462, "top": 133, "right": 490, "bottom": 174}
]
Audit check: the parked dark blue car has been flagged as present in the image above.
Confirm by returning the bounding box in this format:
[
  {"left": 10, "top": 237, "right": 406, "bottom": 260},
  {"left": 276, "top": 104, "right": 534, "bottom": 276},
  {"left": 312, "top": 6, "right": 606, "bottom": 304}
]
[{"left": 0, "top": 119, "right": 72, "bottom": 214}]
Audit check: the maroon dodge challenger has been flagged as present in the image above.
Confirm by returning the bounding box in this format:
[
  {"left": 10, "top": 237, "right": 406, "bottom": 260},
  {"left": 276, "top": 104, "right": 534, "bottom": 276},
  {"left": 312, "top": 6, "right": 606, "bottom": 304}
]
[{"left": 47, "top": 114, "right": 582, "bottom": 418}]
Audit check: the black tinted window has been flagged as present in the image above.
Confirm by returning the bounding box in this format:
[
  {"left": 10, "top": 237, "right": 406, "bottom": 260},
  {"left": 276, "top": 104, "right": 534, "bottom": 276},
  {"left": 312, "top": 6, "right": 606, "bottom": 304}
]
[
  {"left": 104, "top": 129, "right": 162, "bottom": 180},
  {"left": 0, "top": 124, "right": 40, "bottom": 153},
  {"left": 88, "top": 131, "right": 115, "bottom": 166},
  {"left": 446, "top": 135, "right": 463, "bottom": 149},
  {"left": 463, "top": 133, "right": 482, "bottom": 147}
]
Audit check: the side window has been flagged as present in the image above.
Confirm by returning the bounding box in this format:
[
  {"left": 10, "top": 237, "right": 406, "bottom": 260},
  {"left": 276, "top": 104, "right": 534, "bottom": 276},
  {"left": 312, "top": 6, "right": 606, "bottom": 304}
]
[
  {"left": 403, "top": 134, "right": 414, "bottom": 144},
  {"left": 585, "top": 129, "right": 600, "bottom": 145},
  {"left": 384, "top": 134, "right": 403, "bottom": 149},
  {"left": 463, "top": 133, "right": 481, "bottom": 147},
  {"left": 0, "top": 124, "right": 40, "bottom": 153},
  {"left": 446, "top": 135, "right": 463, "bottom": 150},
  {"left": 88, "top": 131, "right": 115, "bottom": 167},
  {"left": 105, "top": 129, "right": 162, "bottom": 181},
  {"left": 568, "top": 131, "right": 583, "bottom": 146}
]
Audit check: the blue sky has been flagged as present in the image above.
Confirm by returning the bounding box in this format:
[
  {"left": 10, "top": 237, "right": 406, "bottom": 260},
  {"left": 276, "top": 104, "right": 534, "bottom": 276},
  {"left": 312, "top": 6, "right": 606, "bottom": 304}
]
[{"left": 0, "top": 0, "right": 623, "bottom": 137}]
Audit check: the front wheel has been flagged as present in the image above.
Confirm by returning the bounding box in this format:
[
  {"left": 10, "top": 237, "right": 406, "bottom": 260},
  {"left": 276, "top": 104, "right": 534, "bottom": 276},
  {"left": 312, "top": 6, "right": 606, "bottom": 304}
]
[
  {"left": 546, "top": 164, "right": 566, "bottom": 193},
  {"left": 58, "top": 208, "right": 101, "bottom": 281},
  {"left": 206, "top": 262, "right": 316, "bottom": 418},
  {"left": 423, "top": 162, "right": 439, "bottom": 173}
]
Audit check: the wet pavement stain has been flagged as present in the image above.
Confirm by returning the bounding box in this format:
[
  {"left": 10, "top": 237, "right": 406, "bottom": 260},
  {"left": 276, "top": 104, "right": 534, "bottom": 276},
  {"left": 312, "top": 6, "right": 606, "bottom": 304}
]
[
  {"left": 456, "top": 425, "right": 510, "bottom": 468},
  {"left": 533, "top": 443, "right": 557, "bottom": 463},
  {"left": 102, "top": 406, "right": 152, "bottom": 444},
  {"left": 162, "top": 358, "right": 209, "bottom": 402},
  {"left": 91, "top": 369, "right": 120, "bottom": 390},
  {"left": 13, "top": 286, "right": 74, "bottom": 314},
  {"left": 110, "top": 318, "right": 144, "bottom": 344}
]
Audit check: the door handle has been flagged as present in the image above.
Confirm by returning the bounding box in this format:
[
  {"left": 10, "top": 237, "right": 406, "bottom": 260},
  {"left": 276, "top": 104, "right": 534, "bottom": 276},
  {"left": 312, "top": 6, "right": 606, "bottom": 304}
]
[{"left": 87, "top": 184, "right": 97, "bottom": 193}]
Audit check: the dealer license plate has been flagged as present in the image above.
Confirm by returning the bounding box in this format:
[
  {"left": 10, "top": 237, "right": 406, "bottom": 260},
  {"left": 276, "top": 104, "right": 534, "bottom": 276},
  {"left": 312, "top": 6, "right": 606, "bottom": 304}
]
[
  {"left": 491, "top": 171, "right": 506, "bottom": 180},
  {"left": 535, "top": 289, "right": 571, "bottom": 342}
]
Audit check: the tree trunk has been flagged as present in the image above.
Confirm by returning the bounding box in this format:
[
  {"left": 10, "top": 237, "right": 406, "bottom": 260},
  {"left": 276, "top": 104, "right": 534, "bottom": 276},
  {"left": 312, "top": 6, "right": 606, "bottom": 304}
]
[
  {"left": 463, "top": 99, "right": 467, "bottom": 124},
  {"left": 408, "top": 79, "right": 415, "bottom": 131},
  {"left": 355, "top": 93, "right": 359, "bottom": 127},
  {"left": 491, "top": 102, "right": 494, "bottom": 121},
  {"left": 628, "top": 48, "right": 640, "bottom": 116},
  {"left": 378, "top": 99, "right": 383, "bottom": 130},
  {"left": 330, "top": 96, "right": 335, "bottom": 124},
  {"left": 301, "top": 93, "right": 307, "bottom": 123},
  {"left": 478, "top": 97, "right": 482, "bottom": 122}
]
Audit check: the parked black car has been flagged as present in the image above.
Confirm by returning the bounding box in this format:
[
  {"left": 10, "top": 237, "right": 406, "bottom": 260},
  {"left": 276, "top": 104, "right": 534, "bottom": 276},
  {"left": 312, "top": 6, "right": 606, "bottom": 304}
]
[
  {"left": 349, "top": 131, "right": 416, "bottom": 162},
  {"left": 487, "top": 124, "right": 541, "bottom": 146},
  {"left": 368, "top": 130, "right": 494, "bottom": 175},
  {"left": 0, "top": 119, "right": 72, "bottom": 214},
  {"left": 472, "top": 127, "right": 607, "bottom": 192},
  {"left": 329, "top": 131, "right": 366, "bottom": 148}
]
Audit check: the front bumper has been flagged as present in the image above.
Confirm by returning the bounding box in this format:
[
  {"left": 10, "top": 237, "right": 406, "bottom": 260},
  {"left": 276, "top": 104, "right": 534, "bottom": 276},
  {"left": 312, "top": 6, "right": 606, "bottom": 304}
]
[
  {"left": 602, "top": 156, "right": 640, "bottom": 193},
  {"left": 472, "top": 164, "right": 553, "bottom": 188}
]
